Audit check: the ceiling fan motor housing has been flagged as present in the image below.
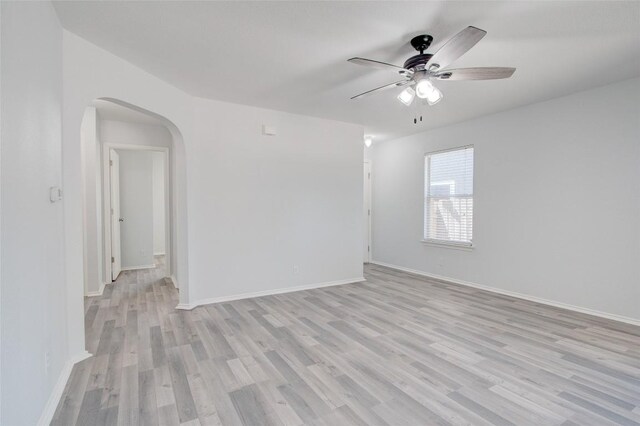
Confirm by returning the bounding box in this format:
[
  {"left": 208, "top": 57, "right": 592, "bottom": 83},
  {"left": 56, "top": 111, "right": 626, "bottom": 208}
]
[{"left": 403, "top": 53, "right": 433, "bottom": 71}]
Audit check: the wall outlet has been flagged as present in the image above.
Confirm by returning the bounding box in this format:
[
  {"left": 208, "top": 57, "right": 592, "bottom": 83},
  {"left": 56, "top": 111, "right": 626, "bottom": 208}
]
[{"left": 293, "top": 265, "right": 299, "bottom": 274}]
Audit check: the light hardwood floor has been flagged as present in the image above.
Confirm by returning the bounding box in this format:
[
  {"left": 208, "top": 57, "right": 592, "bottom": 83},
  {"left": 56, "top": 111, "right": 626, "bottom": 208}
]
[{"left": 52, "top": 259, "right": 640, "bottom": 425}]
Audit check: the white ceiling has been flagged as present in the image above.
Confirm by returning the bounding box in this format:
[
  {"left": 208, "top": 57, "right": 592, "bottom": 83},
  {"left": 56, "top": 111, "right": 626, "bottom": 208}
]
[{"left": 54, "top": 1, "right": 640, "bottom": 141}]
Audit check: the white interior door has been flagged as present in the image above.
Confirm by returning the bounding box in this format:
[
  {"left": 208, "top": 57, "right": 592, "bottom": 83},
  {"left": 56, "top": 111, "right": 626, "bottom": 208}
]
[
  {"left": 110, "top": 149, "right": 122, "bottom": 281},
  {"left": 363, "top": 161, "right": 371, "bottom": 263}
]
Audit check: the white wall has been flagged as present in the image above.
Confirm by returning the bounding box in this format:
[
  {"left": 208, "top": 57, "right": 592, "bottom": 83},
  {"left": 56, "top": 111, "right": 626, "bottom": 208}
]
[
  {"left": 189, "top": 98, "right": 364, "bottom": 303},
  {"left": 118, "top": 150, "right": 155, "bottom": 268},
  {"left": 81, "top": 106, "right": 103, "bottom": 294},
  {"left": 370, "top": 77, "right": 640, "bottom": 322},
  {"left": 63, "top": 29, "right": 365, "bottom": 312},
  {"left": 96, "top": 102, "right": 364, "bottom": 303},
  {"left": 1, "top": 2, "right": 69, "bottom": 424},
  {"left": 152, "top": 151, "right": 166, "bottom": 255},
  {"left": 99, "top": 119, "right": 172, "bottom": 148}
]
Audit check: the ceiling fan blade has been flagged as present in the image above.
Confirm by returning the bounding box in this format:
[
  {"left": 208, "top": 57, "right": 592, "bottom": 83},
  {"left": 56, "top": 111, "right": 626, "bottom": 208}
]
[
  {"left": 348, "top": 57, "right": 411, "bottom": 75},
  {"left": 425, "top": 26, "right": 487, "bottom": 71},
  {"left": 434, "top": 67, "right": 516, "bottom": 81},
  {"left": 350, "top": 80, "right": 412, "bottom": 100}
]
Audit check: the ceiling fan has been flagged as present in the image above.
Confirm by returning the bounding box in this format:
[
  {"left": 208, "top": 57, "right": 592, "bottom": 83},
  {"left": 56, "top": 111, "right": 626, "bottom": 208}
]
[{"left": 348, "top": 26, "right": 515, "bottom": 106}]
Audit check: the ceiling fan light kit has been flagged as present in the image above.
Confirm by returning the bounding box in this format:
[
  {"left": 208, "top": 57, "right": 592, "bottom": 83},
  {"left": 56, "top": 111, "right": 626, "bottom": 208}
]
[
  {"left": 348, "top": 26, "right": 515, "bottom": 110},
  {"left": 415, "top": 78, "right": 443, "bottom": 105},
  {"left": 397, "top": 87, "right": 416, "bottom": 106},
  {"left": 426, "top": 85, "right": 443, "bottom": 106}
]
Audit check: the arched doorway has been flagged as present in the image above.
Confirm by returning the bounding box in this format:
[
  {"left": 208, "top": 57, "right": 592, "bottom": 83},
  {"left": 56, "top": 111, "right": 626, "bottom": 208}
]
[{"left": 80, "top": 97, "right": 188, "bottom": 353}]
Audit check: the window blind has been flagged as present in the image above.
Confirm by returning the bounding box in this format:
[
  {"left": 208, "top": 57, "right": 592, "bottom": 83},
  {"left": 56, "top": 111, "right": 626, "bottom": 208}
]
[{"left": 424, "top": 146, "right": 474, "bottom": 245}]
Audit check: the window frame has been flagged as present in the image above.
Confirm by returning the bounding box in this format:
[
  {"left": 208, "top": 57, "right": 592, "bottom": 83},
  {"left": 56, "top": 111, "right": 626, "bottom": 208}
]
[{"left": 423, "top": 145, "right": 475, "bottom": 249}]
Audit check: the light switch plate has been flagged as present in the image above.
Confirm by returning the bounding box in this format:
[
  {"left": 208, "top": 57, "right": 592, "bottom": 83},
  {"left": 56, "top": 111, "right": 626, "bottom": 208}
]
[{"left": 50, "top": 186, "right": 63, "bottom": 203}]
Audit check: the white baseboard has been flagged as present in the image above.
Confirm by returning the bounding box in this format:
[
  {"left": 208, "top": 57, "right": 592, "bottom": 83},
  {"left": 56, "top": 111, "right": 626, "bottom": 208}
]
[
  {"left": 170, "top": 275, "right": 179, "bottom": 289},
  {"left": 38, "top": 350, "right": 93, "bottom": 426},
  {"left": 121, "top": 264, "right": 156, "bottom": 271},
  {"left": 176, "top": 276, "right": 366, "bottom": 310},
  {"left": 86, "top": 281, "right": 107, "bottom": 297},
  {"left": 154, "top": 252, "right": 165, "bottom": 256},
  {"left": 370, "top": 261, "right": 640, "bottom": 327}
]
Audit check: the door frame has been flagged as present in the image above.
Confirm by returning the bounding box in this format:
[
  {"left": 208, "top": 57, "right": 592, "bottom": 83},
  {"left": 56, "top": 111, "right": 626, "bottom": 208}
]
[
  {"left": 364, "top": 160, "right": 372, "bottom": 263},
  {"left": 109, "top": 149, "right": 122, "bottom": 280},
  {"left": 102, "top": 143, "right": 172, "bottom": 282}
]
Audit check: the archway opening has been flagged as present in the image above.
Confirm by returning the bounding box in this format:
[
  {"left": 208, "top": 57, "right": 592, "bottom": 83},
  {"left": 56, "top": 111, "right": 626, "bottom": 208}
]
[{"left": 79, "top": 97, "right": 188, "bottom": 352}]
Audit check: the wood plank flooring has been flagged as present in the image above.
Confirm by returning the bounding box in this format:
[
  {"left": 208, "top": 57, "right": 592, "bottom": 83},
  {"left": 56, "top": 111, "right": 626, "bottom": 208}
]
[{"left": 52, "top": 259, "right": 640, "bottom": 425}]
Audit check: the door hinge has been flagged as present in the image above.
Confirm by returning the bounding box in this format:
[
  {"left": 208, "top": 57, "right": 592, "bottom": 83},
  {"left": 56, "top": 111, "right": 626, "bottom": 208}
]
[
  {"left": 368, "top": 172, "right": 370, "bottom": 179},
  {"left": 111, "top": 256, "right": 115, "bottom": 263},
  {"left": 368, "top": 209, "right": 370, "bottom": 216},
  {"left": 368, "top": 245, "right": 370, "bottom": 252},
  {"left": 109, "top": 160, "right": 113, "bottom": 166}
]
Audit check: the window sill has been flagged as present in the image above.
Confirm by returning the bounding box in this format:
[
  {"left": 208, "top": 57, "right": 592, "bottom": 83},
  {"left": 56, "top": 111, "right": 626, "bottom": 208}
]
[{"left": 420, "top": 239, "right": 474, "bottom": 251}]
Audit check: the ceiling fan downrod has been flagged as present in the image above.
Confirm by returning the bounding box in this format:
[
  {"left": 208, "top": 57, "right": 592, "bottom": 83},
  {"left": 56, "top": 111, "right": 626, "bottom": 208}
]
[{"left": 404, "top": 34, "right": 434, "bottom": 70}]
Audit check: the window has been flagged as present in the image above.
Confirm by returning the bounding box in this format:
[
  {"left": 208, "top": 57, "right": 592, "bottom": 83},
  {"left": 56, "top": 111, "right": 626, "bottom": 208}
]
[{"left": 424, "top": 146, "right": 474, "bottom": 246}]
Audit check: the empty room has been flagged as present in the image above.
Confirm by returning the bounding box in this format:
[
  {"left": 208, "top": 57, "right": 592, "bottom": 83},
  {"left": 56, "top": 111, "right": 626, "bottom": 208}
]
[{"left": 1, "top": 1, "right": 639, "bottom": 425}]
